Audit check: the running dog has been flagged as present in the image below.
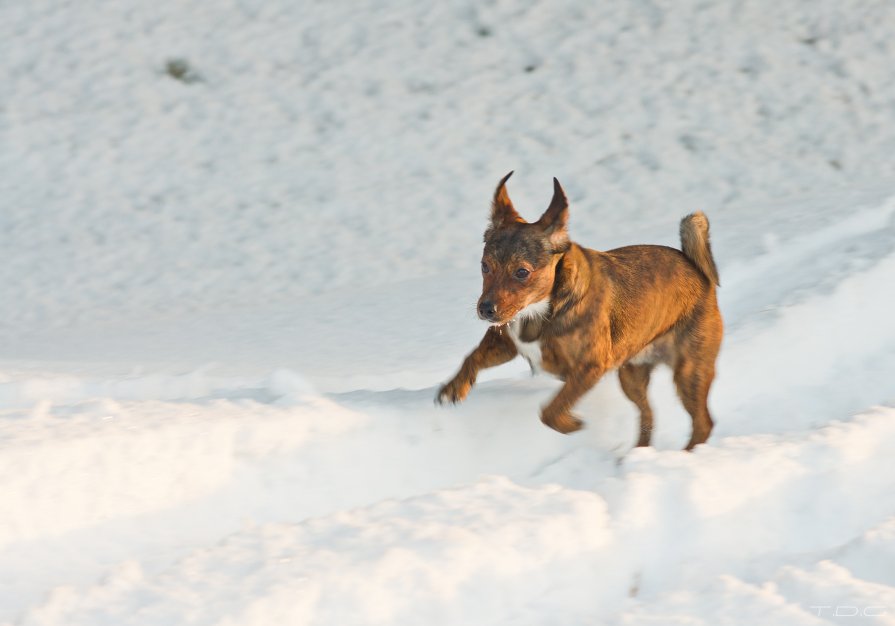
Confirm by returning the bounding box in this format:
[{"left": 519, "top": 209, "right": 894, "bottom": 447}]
[{"left": 436, "top": 172, "right": 722, "bottom": 450}]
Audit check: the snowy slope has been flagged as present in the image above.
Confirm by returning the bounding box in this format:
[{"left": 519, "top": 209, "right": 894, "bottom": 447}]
[
  {"left": 2, "top": 0, "right": 895, "bottom": 624},
  {"left": 4, "top": 0, "right": 895, "bottom": 333}
]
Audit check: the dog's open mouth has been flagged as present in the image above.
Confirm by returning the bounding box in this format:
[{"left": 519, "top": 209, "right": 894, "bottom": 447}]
[
  {"left": 488, "top": 314, "right": 520, "bottom": 328},
  {"left": 486, "top": 301, "right": 551, "bottom": 329}
]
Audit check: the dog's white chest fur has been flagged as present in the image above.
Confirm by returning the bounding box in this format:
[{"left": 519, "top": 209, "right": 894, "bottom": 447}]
[{"left": 506, "top": 300, "right": 549, "bottom": 373}]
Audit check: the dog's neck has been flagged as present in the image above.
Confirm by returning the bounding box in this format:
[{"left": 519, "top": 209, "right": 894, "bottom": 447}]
[{"left": 512, "top": 300, "right": 550, "bottom": 342}]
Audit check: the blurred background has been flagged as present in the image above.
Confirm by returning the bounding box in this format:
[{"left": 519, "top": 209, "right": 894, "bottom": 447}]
[{"left": 2, "top": 0, "right": 894, "bottom": 383}]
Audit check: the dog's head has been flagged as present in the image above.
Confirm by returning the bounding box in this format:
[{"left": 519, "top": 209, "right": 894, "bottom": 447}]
[{"left": 477, "top": 172, "right": 570, "bottom": 325}]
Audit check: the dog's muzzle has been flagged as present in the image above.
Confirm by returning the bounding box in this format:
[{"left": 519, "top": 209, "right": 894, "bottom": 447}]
[{"left": 478, "top": 300, "right": 498, "bottom": 322}]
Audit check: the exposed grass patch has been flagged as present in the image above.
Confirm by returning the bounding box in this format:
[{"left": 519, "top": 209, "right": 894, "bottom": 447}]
[{"left": 165, "top": 58, "right": 202, "bottom": 84}]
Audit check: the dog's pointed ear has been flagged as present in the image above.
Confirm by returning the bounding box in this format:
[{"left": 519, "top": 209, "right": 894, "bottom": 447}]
[
  {"left": 537, "top": 177, "right": 570, "bottom": 252},
  {"left": 490, "top": 171, "right": 523, "bottom": 228}
]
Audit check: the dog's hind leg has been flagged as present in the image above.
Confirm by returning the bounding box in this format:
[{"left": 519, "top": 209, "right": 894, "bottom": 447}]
[
  {"left": 619, "top": 363, "right": 655, "bottom": 447},
  {"left": 673, "top": 303, "right": 722, "bottom": 450},
  {"left": 674, "top": 357, "right": 716, "bottom": 450}
]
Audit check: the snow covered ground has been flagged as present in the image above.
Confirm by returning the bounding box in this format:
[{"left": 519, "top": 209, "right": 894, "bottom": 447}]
[{"left": 2, "top": 0, "right": 895, "bottom": 624}]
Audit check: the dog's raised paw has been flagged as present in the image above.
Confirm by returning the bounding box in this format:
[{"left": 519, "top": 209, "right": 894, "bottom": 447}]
[
  {"left": 435, "top": 380, "right": 469, "bottom": 406},
  {"left": 541, "top": 411, "right": 585, "bottom": 434}
]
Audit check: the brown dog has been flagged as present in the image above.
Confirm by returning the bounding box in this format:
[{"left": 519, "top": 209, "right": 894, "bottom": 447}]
[{"left": 436, "top": 172, "right": 723, "bottom": 450}]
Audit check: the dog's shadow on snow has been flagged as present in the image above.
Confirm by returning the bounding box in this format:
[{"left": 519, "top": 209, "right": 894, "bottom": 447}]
[{"left": 326, "top": 370, "right": 696, "bottom": 482}]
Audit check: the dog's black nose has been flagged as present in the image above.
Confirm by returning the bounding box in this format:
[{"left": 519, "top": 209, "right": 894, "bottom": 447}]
[{"left": 478, "top": 300, "right": 497, "bottom": 321}]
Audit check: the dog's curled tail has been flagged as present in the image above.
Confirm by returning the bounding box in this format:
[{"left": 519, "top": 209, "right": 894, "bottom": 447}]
[{"left": 680, "top": 211, "right": 720, "bottom": 287}]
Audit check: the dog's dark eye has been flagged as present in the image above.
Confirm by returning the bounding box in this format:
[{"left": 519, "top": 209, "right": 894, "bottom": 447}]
[
  {"left": 515, "top": 268, "right": 531, "bottom": 280},
  {"left": 481, "top": 261, "right": 490, "bottom": 274}
]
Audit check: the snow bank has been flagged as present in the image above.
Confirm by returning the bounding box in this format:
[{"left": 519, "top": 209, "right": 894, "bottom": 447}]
[
  {"left": 14, "top": 410, "right": 895, "bottom": 626},
  {"left": 17, "top": 478, "right": 611, "bottom": 626},
  {"left": 0, "top": 396, "right": 359, "bottom": 546}
]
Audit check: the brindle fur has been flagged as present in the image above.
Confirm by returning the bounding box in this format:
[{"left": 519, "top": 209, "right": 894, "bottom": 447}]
[{"left": 436, "top": 172, "right": 723, "bottom": 450}]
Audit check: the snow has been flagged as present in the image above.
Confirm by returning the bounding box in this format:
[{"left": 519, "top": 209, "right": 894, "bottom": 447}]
[{"left": 2, "top": 0, "right": 895, "bottom": 624}]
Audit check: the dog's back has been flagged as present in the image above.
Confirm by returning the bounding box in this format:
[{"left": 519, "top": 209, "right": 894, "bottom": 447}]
[{"left": 595, "top": 244, "right": 715, "bottom": 367}]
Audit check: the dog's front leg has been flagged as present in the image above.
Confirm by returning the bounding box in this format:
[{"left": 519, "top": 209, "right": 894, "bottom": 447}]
[
  {"left": 540, "top": 364, "right": 604, "bottom": 433},
  {"left": 436, "top": 327, "right": 518, "bottom": 405}
]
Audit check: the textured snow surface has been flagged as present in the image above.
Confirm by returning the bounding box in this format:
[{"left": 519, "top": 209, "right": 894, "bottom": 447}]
[
  {"left": 4, "top": 0, "right": 895, "bottom": 330},
  {"left": 2, "top": 0, "right": 895, "bottom": 624}
]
